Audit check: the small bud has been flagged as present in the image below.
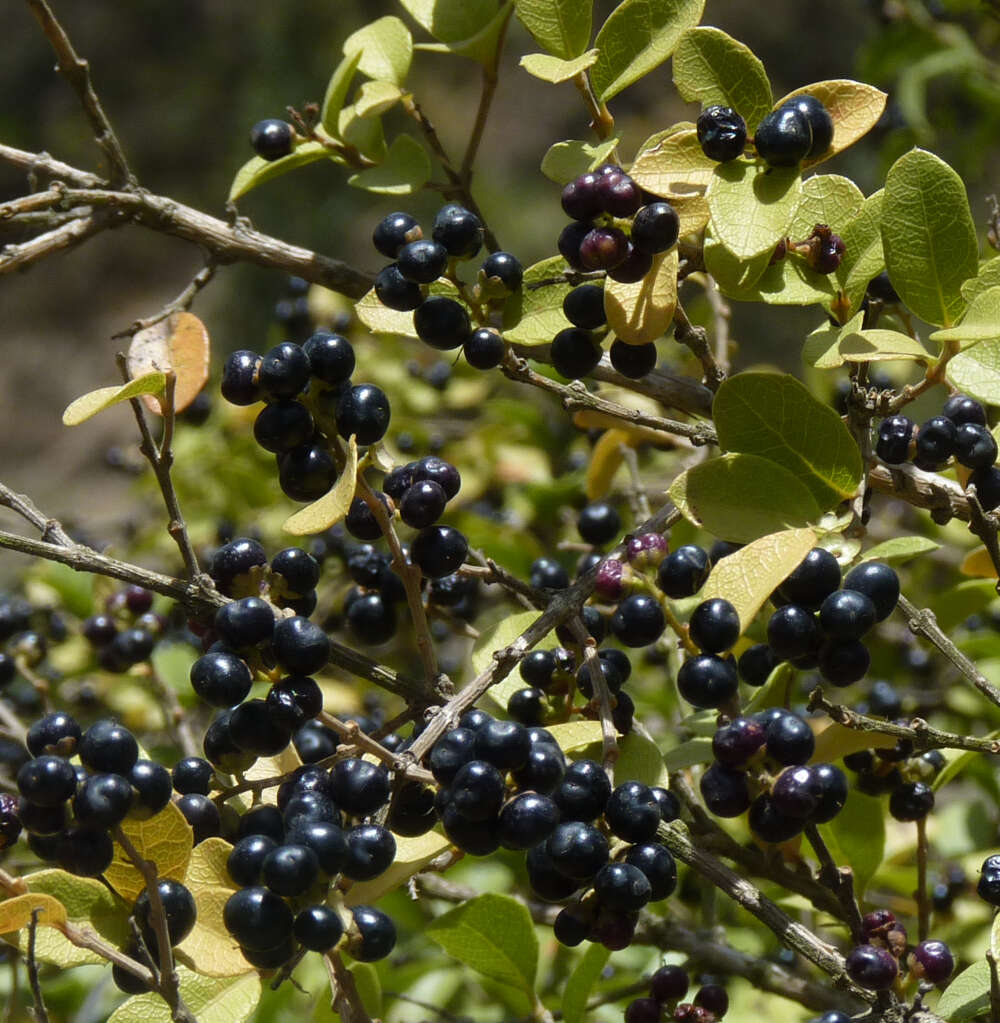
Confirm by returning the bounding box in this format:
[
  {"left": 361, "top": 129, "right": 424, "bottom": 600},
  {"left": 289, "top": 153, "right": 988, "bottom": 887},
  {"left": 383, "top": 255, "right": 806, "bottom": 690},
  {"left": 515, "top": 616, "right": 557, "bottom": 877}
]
[
  {"left": 594, "top": 559, "right": 625, "bottom": 601},
  {"left": 626, "top": 532, "right": 669, "bottom": 568}
]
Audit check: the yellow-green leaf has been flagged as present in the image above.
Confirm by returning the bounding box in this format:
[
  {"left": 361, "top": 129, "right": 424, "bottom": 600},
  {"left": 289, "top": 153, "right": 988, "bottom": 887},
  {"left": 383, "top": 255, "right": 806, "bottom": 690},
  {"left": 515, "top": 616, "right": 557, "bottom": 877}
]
[
  {"left": 62, "top": 371, "right": 167, "bottom": 426},
  {"left": 343, "top": 17, "right": 413, "bottom": 85},
  {"left": 338, "top": 103, "right": 387, "bottom": 162},
  {"left": 515, "top": 0, "right": 592, "bottom": 60},
  {"left": 502, "top": 255, "right": 574, "bottom": 345},
  {"left": 345, "top": 828, "right": 452, "bottom": 906},
  {"left": 860, "top": 536, "right": 940, "bottom": 564},
  {"left": 703, "top": 233, "right": 772, "bottom": 295},
  {"left": 700, "top": 527, "right": 817, "bottom": 631},
  {"left": 520, "top": 49, "right": 599, "bottom": 83},
  {"left": 105, "top": 801, "right": 194, "bottom": 902},
  {"left": 672, "top": 27, "right": 772, "bottom": 130},
  {"left": 604, "top": 247, "right": 678, "bottom": 345},
  {"left": 415, "top": 3, "right": 513, "bottom": 66},
  {"left": 347, "top": 133, "right": 431, "bottom": 194},
  {"left": 562, "top": 944, "right": 611, "bottom": 1023},
  {"left": 108, "top": 968, "right": 261, "bottom": 1023},
  {"left": 283, "top": 436, "right": 358, "bottom": 535},
  {"left": 707, "top": 160, "right": 802, "bottom": 261},
  {"left": 546, "top": 720, "right": 606, "bottom": 752},
  {"left": 321, "top": 51, "right": 363, "bottom": 134},
  {"left": 961, "top": 255, "right": 1000, "bottom": 305},
  {"left": 947, "top": 339, "right": 1000, "bottom": 407},
  {"left": 773, "top": 80, "right": 888, "bottom": 169},
  {"left": 586, "top": 427, "right": 630, "bottom": 500},
  {"left": 938, "top": 960, "right": 993, "bottom": 1023},
  {"left": 930, "top": 285, "right": 1000, "bottom": 349},
  {"left": 354, "top": 80, "right": 404, "bottom": 118},
  {"left": 882, "top": 148, "right": 979, "bottom": 328},
  {"left": 816, "top": 791, "right": 885, "bottom": 895},
  {"left": 591, "top": 0, "right": 705, "bottom": 102},
  {"left": 0, "top": 893, "right": 67, "bottom": 934},
  {"left": 629, "top": 128, "right": 716, "bottom": 199},
  {"left": 541, "top": 137, "right": 619, "bottom": 184},
  {"left": 787, "top": 174, "right": 864, "bottom": 238},
  {"left": 613, "top": 732, "right": 668, "bottom": 788},
  {"left": 668, "top": 453, "right": 823, "bottom": 544},
  {"left": 175, "top": 886, "right": 254, "bottom": 978},
  {"left": 476, "top": 610, "right": 554, "bottom": 713},
  {"left": 839, "top": 326, "right": 931, "bottom": 364},
  {"left": 399, "top": 0, "right": 498, "bottom": 43},
  {"left": 227, "top": 141, "right": 332, "bottom": 203},
  {"left": 836, "top": 188, "right": 885, "bottom": 316},
  {"left": 184, "top": 837, "right": 236, "bottom": 893}
]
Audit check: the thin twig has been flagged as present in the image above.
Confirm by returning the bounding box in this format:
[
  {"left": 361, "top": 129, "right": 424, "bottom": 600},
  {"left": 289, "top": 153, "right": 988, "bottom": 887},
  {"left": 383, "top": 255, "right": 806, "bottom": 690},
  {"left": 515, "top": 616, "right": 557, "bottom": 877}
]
[
  {"left": 459, "top": 11, "right": 510, "bottom": 183},
  {"left": 572, "top": 71, "right": 615, "bottom": 140},
  {"left": 575, "top": 630, "right": 619, "bottom": 771},
  {"left": 326, "top": 950, "right": 373, "bottom": 1023},
  {"left": 0, "top": 212, "right": 108, "bottom": 273},
  {"left": 318, "top": 711, "right": 435, "bottom": 784},
  {"left": 112, "top": 261, "right": 217, "bottom": 339},
  {"left": 673, "top": 301, "right": 725, "bottom": 391},
  {"left": 867, "top": 462, "right": 972, "bottom": 522},
  {"left": 916, "top": 816, "right": 930, "bottom": 943},
  {"left": 26, "top": 909, "right": 51, "bottom": 1023},
  {"left": 804, "top": 823, "right": 865, "bottom": 944}
]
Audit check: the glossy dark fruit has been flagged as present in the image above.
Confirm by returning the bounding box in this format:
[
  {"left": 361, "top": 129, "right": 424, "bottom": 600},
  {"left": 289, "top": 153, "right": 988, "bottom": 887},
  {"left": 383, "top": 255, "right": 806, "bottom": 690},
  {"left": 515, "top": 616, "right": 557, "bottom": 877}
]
[
  {"left": 287, "top": 820, "right": 348, "bottom": 875},
  {"left": 387, "top": 781, "right": 437, "bottom": 837},
  {"left": 429, "top": 728, "right": 478, "bottom": 786},
  {"left": 464, "top": 327, "right": 505, "bottom": 369},
  {"left": 909, "top": 940, "right": 955, "bottom": 984},
  {"left": 374, "top": 263, "right": 423, "bottom": 311},
  {"left": 475, "top": 719, "right": 531, "bottom": 771},
  {"left": 650, "top": 963, "right": 689, "bottom": 1002},
  {"left": 331, "top": 758, "right": 390, "bottom": 817},
  {"left": 546, "top": 821, "right": 609, "bottom": 880},
  {"left": 889, "top": 781, "right": 935, "bottom": 821},
  {"left": 551, "top": 327, "right": 603, "bottom": 380},
  {"left": 250, "top": 119, "right": 293, "bottom": 160},
  {"left": 78, "top": 720, "right": 139, "bottom": 775},
  {"left": 304, "top": 331, "right": 355, "bottom": 385},
  {"left": 350, "top": 905, "right": 397, "bottom": 962},
  {"left": 177, "top": 793, "right": 222, "bottom": 844},
  {"left": 748, "top": 793, "right": 802, "bottom": 843},
  {"left": 563, "top": 285, "right": 606, "bottom": 329},
  {"left": 57, "top": 825, "right": 115, "bottom": 877},
  {"left": 630, "top": 202, "right": 679, "bottom": 256},
  {"left": 531, "top": 557, "right": 569, "bottom": 591},
  {"left": 866, "top": 272, "right": 899, "bottom": 304},
  {"left": 943, "top": 393, "right": 987, "bottom": 427},
  {"left": 135, "top": 879, "right": 197, "bottom": 948},
  {"left": 335, "top": 383, "right": 390, "bottom": 445},
  {"left": 554, "top": 759, "right": 612, "bottom": 822},
  {"left": 694, "top": 984, "right": 729, "bottom": 1017},
  {"left": 625, "top": 998, "right": 662, "bottom": 1023},
  {"left": 229, "top": 699, "right": 292, "bottom": 756},
  {"left": 259, "top": 342, "right": 310, "bottom": 400},
  {"left": 432, "top": 204, "right": 483, "bottom": 258},
  {"left": 211, "top": 537, "right": 267, "bottom": 592},
  {"left": 605, "top": 781, "right": 661, "bottom": 843},
  {"left": 875, "top": 414, "right": 915, "bottom": 464},
  {"left": 240, "top": 937, "right": 295, "bottom": 970},
  {"left": 18, "top": 798, "right": 66, "bottom": 837},
  {"left": 73, "top": 773, "right": 133, "bottom": 828},
  {"left": 916, "top": 416, "right": 957, "bottom": 466},
  {"left": 754, "top": 105, "right": 812, "bottom": 166},
  {"left": 172, "top": 757, "right": 214, "bottom": 796},
  {"left": 764, "top": 711, "right": 815, "bottom": 766},
  {"left": 412, "top": 525, "right": 468, "bottom": 578},
  {"left": 697, "top": 105, "right": 748, "bottom": 162},
  {"left": 608, "top": 243, "right": 653, "bottom": 283},
  {"left": 819, "top": 589, "right": 877, "bottom": 639},
  {"left": 677, "top": 654, "right": 739, "bottom": 709},
  {"left": 294, "top": 904, "right": 344, "bottom": 952},
  {"left": 580, "top": 226, "right": 629, "bottom": 270},
  {"left": 237, "top": 805, "right": 284, "bottom": 844},
  {"left": 26, "top": 712, "right": 80, "bottom": 759},
  {"left": 624, "top": 842, "right": 677, "bottom": 900},
  {"left": 971, "top": 465, "right": 1000, "bottom": 511},
  {"left": 343, "top": 824, "right": 396, "bottom": 880},
  {"left": 688, "top": 597, "right": 740, "bottom": 654},
  {"left": 481, "top": 251, "right": 523, "bottom": 293},
  {"left": 441, "top": 802, "right": 501, "bottom": 856},
  {"left": 272, "top": 616, "right": 329, "bottom": 675},
  {"left": 397, "top": 239, "right": 448, "bottom": 284},
  {"left": 594, "top": 861, "right": 652, "bottom": 911},
  {"left": 112, "top": 943, "right": 154, "bottom": 994},
  {"left": 265, "top": 674, "right": 323, "bottom": 729},
  {"left": 558, "top": 221, "right": 592, "bottom": 270},
  {"left": 413, "top": 456, "right": 461, "bottom": 499},
  {"left": 214, "top": 597, "right": 275, "bottom": 650},
  {"left": 512, "top": 742, "right": 565, "bottom": 794},
  {"left": 979, "top": 856, "right": 1000, "bottom": 905},
  {"left": 657, "top": 545, "right": 710, "bottom": 598},
  {"left": 17, "top": 755, "right": 77, "bottom": 806},
  {"left": 576, "top": 650, "right": 629, "bottom": 698},
  {"left": 224, "top": 886, "right": 294, "bottom": 950},
  {"left": 778, "top": 547, "right": 842, "bottom": 611},
  {"left": 450, "top": 760, "right": 506, "bottom": 822},
  {"left": 253, "top": 400, "right": 313, "bottom": 455},
  {"left": 841, "top": 562, "right": 899, "bottom": 622},
  {"left": 787, "top": 94, "right": 834, "bottom": 157},
  {"left": 345, "top": 591, "right": 396, "bottom": 645},
  {"left": 82, "top": 614, "right": 118, "bottom": 647},
  {"left": 766, "top": 604, "right": 820, "bottom": 661},
  {"left": 954, "top": 422, "right": 998, "bottom": 469},
  {"left": 561, "top": 172, "right": 603, "bottom": 221},
  {"left": 597, "top": 170, "right": 642, "bottom": 217},
  {"left": 400, "top": 480, "right": 448, "bottom": 530},
  {"left": 506, "top": 687, "right": 545, "bottom": 726},
  {"left": 227, "top": 834, "right": 278, "bottom": 887},
  {"left": 737, "top": 643, "right": 778, "bottom": 686},
  {"left": 260, "top": 842, "right": 319, "bottom": 896},
  {"left": 414, "top": 296, "right": 471, "bottom": 350},
  {"left": 770, "top": 765, "right": 823, "bottom": 819},
  {"left": 553, "top": 905, "right": 591, "bottom": 947},
  {"left": 611, "top": 594, "right": 665, "bottom": 647},
  {"left": 845, "top": 944, "right": 899, "bottom": 990},
  {"left": 577, "top": 501, "right": 621, "bottom": 546},
  {"left": 373, "top": 212, "right": 422, "bottom": 259},
  {"left": 700, "top": 763, "right": 751, "bottom": 817},
  {"left": 609, "top": 339, "right": 657, "bottom": 378},
  {"left": 498, "top": 792, "right": 560, "bottom": 850},
  {"left": 712, "top": 717, "right": 766, "bottom": 767},
  {"left": 278, "top": 442, "right": 338, "bottom": 502}
]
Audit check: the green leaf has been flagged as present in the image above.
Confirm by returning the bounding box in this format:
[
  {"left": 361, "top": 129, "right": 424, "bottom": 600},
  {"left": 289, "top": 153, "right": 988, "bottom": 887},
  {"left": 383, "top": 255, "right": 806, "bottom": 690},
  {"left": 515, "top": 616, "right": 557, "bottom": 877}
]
[
  {"left": 354, "top": 80, "right": 404, "bottom": 118},
  {"left": 415, "top": 3, "right": 514, "bottom": 65},
  {"left": 817, "top": 791, "right": 884, "bottom": 895},
  {"left": 502, "top": 255, "right": 574, "bottom": 344},
  {"left": 426, "top": 893, "right": 538, "bottom": 995},
  {"left": 604, "top": 248, "right": 678, "bottom": 345},
  {"left": 937, "top": 959, "right": 992, "bottom": 1022},
  {"left": 787, "top": 173, "right": 865, "bottom": 237},
  {"left": 614, "top": 733, "right": 668, "bottom": 789},
  {"left": 354, "top": 279, "right": 461, "bottom": 336},
  {"left": 476, "top": 610, "right": 555, "bottom": 713},
  {"left": 859, "top": 536, "right": 940, "bottom": 563},
  {"left": 947, "top": 339, "right": 1000, "bottom": 407},
  {"left": 520, "top": 49, "right": 599, "bottom": 84},
  {"left": 839, "top": 326, "right": 931, "bottom": 364},
  {"left": 931, "top": 285, "right": 1000, "bottom": 349},
  {"left": 515, "top": 0, "right": 592, "bottom": 59},
  {"left": 672, "top": 27, "right": 772, "bottom": 130},
  {"left": 540, "top": 137, "right": 619, "bottom": 183},
  {"left": 343, "top": 16, "right": 413, "bottom": 85},
  {"left": 702, "top": 233, "right": 771, "bottom": 295},
  {"left": 700, "top": 527, "right": 817, "bottom": 631},
  {"left": 62, "top": 371, "right": 166, "bottom": 426},
  {"left": 882, "top": 148, "right": 979, "bottom": 328},
  {"left": 151, "top": 641, "right": 197, "bottom": 695},
  {"left": 0, "top": 893, "right": 66, "bottom": 935},
  {"left": 562, "top": 944, "right": 611, "bottom": 1023},
  {"left": 802, "top": 317, "right": 848, "bottom": 370},
  {"left": 227, "top": 141, "right": 333, "bottom": 203},
  {"left": 348, "top": 964, "right": 382, "bottom": 1016},
  {"left": 707, "top": 161, "right": 803, "bottom": 261},
  {"left": 590, "top": 0, "right": 705, "bottom": 102},
  {"left": 345, "top": 829, "right": 451, "bottom": 907},
  {"left": 662, "top": 736, "right": 713, "bottom": 771},
  {"left": 338, "top": 104, "right": 387, "bottom": 161},
  {"left": 283, "top": 436, "right": 358, "bottom": 535},
  {"left": 547, "top": 720, "right": 607, "bottom": 753},
  {"left": 743, "top": 662, "right": 796, "bottom": 715},
  {"left": 321, "top": 50, "right": 363, "bottom": 134},
  {"left": 399, "top": 0, "right": 498, "bottom": 43},
  {"left": 834, "top": 188, "right": 884, "bottom": 315},
  {"left": 668, "top": 453, "right": 823, "bottom": 544},
  {"left": 347, "top": 134, "right": 431, "bottom": 194},
  {"left": 713, "top": 372, "right": 863, "bottom": 507},
  {"left": 106, "top": 801, "right": 194, "bottom": 901},
  {"left": 108, "top": 969, "right": 261, "bottom": 1023},
  {"left": 961, "top": 255, "right": 1000, "bottom": 305},
  {"left": 629, "top": 127, "right": 716, "bottom": 199}
]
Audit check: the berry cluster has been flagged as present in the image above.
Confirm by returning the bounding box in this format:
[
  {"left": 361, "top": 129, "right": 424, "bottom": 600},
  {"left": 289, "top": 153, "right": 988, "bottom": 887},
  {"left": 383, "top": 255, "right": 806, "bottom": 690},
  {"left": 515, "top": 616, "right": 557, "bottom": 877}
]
[
  {"left": 0, "top": 593, "right": 58, "bottom": 695},
  {"left": 15, "top": 715, "right": 171, "bottom": 877},
  {"left": 624, "top": 965, "right": 728, "bottom": 1023},
  {"left": 877, "top": 395, "right": 1000, "bottom": 507},
  {"left": 82, "top": 585, "right": 162, "bottom": 673},
  {"left": 221, "top": 330, "right": 391, "bottom": 501},
  {"left": 700, "top": 708, "right": 848, "bottom": 843},
  {"left": 372, "top": 205, "right": 520, "bottom": 370},
  {"left": 553, "top": 164, "right": 679, "bottom": 380},
  {"left": 845, "top": 911, "right": 953, "bottom": 990},
  {"left": 843, "top": 734, "right": 943, "bottom": 821},
  {"left": 221, "top": 757, "right": 396, "bottom": 968}
]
